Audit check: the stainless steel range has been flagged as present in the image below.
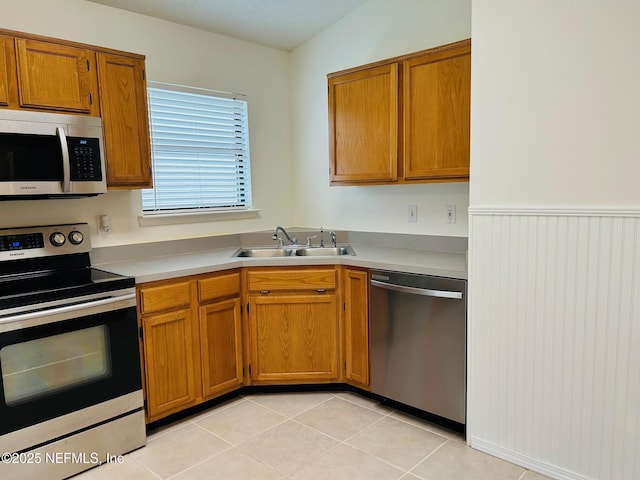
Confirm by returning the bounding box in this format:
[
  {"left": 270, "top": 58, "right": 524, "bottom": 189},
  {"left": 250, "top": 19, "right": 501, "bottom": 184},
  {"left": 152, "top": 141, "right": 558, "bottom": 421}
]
[{"left": 0, "top": 223, "right": 145, "bottom": 480}]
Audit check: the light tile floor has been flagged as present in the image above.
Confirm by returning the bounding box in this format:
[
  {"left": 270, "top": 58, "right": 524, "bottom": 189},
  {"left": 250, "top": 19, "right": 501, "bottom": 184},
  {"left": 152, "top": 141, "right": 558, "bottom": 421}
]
[{"left": 75, "top": 392, "right": 553, "bottom": 480}]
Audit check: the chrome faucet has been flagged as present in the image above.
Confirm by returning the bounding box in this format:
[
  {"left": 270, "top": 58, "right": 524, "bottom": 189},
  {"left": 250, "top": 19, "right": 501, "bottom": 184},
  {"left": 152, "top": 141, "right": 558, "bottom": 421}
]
[
  {"left": 329, "top": 231, "right": 337, "bottom": 247},
  {"left": 272, "top": 226, "right": 297, "bottom": 246}
]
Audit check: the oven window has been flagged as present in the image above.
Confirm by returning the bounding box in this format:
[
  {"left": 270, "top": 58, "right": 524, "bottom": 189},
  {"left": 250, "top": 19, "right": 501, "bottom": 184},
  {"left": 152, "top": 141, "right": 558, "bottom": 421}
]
[{"left": 0, "top": 325, "right": 111, "bottom": 406}]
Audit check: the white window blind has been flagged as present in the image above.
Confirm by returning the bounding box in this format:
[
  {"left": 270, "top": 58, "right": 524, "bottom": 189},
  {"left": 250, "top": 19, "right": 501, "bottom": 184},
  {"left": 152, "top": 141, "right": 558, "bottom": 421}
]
[{"left": 142, "top": 83, "right": 252, "bottom": 214}]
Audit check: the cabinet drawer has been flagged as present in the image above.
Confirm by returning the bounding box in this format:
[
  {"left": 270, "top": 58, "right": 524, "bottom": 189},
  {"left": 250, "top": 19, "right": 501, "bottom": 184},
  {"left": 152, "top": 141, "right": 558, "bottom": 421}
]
[
  {"left": 198, "top": 272, "right": 240, "bottom": 303},
  {"left": 247, "top": 268, "right": 336, "bottom": 292},
  {"left": 139, "top": 281, "right": 191, "bottom": 314}
]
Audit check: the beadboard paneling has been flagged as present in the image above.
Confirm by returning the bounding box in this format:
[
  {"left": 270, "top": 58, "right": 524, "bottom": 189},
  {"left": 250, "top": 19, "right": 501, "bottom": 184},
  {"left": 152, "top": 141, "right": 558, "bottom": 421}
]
[{"left": 468, "top": 210, "right": 640, "bottom": 480}]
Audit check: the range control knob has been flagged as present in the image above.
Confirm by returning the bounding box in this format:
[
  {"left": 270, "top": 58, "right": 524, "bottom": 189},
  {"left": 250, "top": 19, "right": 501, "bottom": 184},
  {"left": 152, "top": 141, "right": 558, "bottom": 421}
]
[
  {"left": 49, "top": 232, "right": 67, "bottom": 247},
  {"left": 68, "top": 230, "right": 84, "bottom": 245}
]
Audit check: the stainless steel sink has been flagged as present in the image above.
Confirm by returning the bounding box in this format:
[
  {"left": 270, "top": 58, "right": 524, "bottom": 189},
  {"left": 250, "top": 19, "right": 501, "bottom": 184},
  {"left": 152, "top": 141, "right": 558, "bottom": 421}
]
[
  {"left": 293, "top": 246, "right": 355, "bottom": 256},
  {"left": 233, "top": 247, "right": 294, "bottom": 257},
  {"left": 233, "top": 245, "right": 355, "bottom": 258}
]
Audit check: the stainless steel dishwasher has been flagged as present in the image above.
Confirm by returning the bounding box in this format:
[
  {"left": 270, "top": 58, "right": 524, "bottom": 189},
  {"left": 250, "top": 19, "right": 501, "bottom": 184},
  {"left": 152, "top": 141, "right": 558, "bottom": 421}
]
[{"left": 369, "top": 270, "right": 467, "bottom": 425}]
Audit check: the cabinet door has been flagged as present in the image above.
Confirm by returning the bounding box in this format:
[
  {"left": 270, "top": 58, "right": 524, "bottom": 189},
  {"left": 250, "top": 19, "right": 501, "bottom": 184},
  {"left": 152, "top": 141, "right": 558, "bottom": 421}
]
[
  {"left": 142, "top": 308, "right": 197, "bottom": 420},
  {"left": 328, "top": 64, "right": 399, "bottom": 184},
  {"left": 96, "top": 53, "right": 152, "bottom": 188},
  {"left": 199, "top": 298, "right": 243, "bottom": 399},
  {"left": 249, "top": 293, "right": 339, "bottom": 383},
  {"left": 344, "top": 269, "right": 369, "bottom": 387},
  {"left": 403, "top": 44, "right": 471, "bottom": 180},
  {"left": 0, "top": 36, "right": 10, "bottom": 106},
  {"left": 15, "top": 38, "right": 96, "bottom": 114}
]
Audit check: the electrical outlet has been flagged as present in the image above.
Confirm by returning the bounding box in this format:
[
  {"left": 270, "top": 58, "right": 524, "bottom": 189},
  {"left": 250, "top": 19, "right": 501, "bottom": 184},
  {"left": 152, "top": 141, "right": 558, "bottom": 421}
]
[
  {"left": 445, "top": 205, "right": 456, "bottom": 224},
  {"left": 408, "top": 205, "right": 417, "bottom": 223}
]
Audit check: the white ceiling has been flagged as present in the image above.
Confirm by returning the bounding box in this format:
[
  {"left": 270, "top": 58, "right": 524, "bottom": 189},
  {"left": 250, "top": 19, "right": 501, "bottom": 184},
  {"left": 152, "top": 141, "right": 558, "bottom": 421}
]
[{"left": 85, "top": 0, "right": 367, "bottom": 51}]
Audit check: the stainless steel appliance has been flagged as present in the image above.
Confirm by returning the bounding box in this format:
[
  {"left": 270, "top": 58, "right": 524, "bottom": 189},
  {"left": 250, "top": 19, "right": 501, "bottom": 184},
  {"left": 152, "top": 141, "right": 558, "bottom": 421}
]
[
  {"left": 0, "top": 224, "right": 145, "bottom": 480},
  {"left": 370, "top": 270, "right": 467, "bottom": 427},
  {"left": 0, "top": 110, "right": 106, "bottom": 199}
]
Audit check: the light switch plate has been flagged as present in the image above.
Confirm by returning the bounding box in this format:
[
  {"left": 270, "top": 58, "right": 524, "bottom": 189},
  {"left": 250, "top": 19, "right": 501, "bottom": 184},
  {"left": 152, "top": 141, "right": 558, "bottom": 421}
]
[
  {"left": 408, "top": 205, "right": 417, "bottom": 222},
  {"left": 445, "top": 205, "right": 456, "bottom": 224}
]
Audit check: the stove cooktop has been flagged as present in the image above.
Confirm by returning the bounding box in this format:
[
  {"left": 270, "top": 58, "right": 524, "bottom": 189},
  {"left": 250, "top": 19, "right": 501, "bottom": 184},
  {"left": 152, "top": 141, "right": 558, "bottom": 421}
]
[
  {"left": 0, "top": 223, "right": 134, "bottom": 311},
  {"left": 0, "top": 266, "right": 134, "bottom": 310}
]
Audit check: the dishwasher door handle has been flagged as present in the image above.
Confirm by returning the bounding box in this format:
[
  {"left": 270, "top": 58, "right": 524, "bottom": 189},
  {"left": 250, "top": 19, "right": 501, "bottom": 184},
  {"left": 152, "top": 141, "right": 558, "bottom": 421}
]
[{"left": 370, "top": 279, "right": 463, "bottom": 299}]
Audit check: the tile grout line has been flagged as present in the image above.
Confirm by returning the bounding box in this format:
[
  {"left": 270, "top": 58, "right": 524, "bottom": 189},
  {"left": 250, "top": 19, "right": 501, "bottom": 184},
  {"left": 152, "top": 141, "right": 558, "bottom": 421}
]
[
  {"left": 404, "top": 437, "right": 454, "bottom": 480},
  {"left": 241, "top": 392, "right": 457, "bottom": 478},
  {"left": 283, "top": 402, "right": 428, "bottom": 477},
  {"left": 138, "top": 423, "right": 236, "bottom": 480},
  {"left": 243, "top": 391, "right": 339, "bottom": 419},
  {"left": 238, "top": 393, "right": 395, "bottom": 478},
  {"left": 125, "top": 455, "right": 164, "bottom": 480},
  {"left": 144, "top": 396, "right": 250, "bottom": 443},
  {"left": 163, "top": 448, "right": 230, "bottom": 480},
  {"left": 177, "top": 392, "right": 343, "bottom": 478}
]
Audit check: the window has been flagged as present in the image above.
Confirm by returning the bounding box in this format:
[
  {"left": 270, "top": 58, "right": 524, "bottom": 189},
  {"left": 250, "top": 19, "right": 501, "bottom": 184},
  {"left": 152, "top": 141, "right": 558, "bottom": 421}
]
[{"left": 142, "top": 82, "right": 252, "bottom": 216}]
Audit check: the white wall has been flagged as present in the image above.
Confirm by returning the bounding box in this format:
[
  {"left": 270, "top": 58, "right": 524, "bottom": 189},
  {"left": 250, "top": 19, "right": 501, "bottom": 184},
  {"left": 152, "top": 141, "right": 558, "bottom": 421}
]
[
  {"left": 470, "top": 0, "right": 640, "bottom": 207},
  {"left": 1, "top": 0, "right": 294, "bottom": 247},
  {"left": 1, "top": 0, "right": 473, "bottom": 244},
  {"left": 469, "top": 1, "right": 640, "bottom": 479},
  {"left": 290, "top": 0, "right": 471, "bottom": 236}
]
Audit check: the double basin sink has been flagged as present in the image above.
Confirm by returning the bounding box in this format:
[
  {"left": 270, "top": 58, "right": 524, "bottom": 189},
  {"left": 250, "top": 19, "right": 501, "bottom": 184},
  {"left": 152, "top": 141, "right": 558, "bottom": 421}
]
[{"left": 233, "top": 245, "right": 356, "bottom": 258}]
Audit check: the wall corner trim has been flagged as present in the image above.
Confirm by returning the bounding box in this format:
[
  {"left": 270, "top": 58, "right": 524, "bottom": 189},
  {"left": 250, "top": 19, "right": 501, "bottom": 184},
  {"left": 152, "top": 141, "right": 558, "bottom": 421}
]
[{"left": 468, "top": 206, "right": 640, "bottom": 217}]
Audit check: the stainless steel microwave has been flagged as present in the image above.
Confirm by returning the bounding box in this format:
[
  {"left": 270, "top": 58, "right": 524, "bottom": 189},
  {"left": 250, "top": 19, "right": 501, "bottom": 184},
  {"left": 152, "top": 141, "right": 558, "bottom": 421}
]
[{"left": 0, "top": 110, "right": 106, "bottom": 199}]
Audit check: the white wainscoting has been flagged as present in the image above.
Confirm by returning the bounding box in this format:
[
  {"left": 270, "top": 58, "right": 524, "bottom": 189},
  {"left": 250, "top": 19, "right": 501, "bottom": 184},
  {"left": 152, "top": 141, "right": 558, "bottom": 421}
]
[{"left": 467, "top": 208, "right": 640, "bottom": 480}]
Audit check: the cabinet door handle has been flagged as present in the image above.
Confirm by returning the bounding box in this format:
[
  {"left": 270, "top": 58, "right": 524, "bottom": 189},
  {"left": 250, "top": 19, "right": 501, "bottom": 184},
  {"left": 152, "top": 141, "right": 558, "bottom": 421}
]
[{"left": 259, "top": 290, "right": 270, "bottom": 295}]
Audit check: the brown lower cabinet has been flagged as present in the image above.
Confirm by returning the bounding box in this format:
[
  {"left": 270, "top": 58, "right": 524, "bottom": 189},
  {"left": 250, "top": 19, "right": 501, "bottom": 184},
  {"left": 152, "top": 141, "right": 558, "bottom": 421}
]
[
  {"left": 246, "top": 267, "right": 340, "bottom": 384},
  {"left": 343, "top": 267, "right": 370, "bottom": 389},
  {"left": 142, "top": 305, "right": 197, "bottom": 420},
  {"left": 198, "top": 295, "right": 243, "bottom": 398},
  {"left": 138, "top": 266, "right": 369, "bottom": 423},
  {"left": 138, "top": 270, "right": 243, "bottom": 423}
]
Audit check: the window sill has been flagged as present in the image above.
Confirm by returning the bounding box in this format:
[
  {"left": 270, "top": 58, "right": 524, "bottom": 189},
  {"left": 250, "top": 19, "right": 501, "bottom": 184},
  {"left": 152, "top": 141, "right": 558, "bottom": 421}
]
[{"left": 138, "top": 208, "right": 261, "bottom": 227}]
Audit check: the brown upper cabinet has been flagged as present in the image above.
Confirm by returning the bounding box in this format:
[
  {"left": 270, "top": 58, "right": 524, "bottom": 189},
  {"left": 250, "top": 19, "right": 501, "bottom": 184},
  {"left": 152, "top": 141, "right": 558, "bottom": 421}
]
[
  {"left": 97, "top": 53, "right": 152, "bottom": 188},
  {"left": 328, "top": 64, "right": 399, "bottom": 183},
  {"left": 0, "top": 36, "right": 10, "bottom": 106},
  {"left": 0, "top": 29, "right": 152, "bottom": 189},
  {"left": 328, "top": 39, "right": 471, "bottom": 186},
  {"left": 15, "top": 38, "right": 99, "bottom": 115}
]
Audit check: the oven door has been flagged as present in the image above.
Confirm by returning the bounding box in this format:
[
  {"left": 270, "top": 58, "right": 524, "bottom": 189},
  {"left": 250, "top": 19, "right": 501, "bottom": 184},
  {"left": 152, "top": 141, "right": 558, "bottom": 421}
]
[{"left": 0, "top": 291, "right": 141, "bottom": 442}]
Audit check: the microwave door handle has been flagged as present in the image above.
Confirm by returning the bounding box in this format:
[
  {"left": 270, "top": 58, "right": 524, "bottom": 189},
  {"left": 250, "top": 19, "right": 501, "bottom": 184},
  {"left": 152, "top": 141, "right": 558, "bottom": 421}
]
[{"left": 56, "top": 126, "right": 71, "bottom": 193}]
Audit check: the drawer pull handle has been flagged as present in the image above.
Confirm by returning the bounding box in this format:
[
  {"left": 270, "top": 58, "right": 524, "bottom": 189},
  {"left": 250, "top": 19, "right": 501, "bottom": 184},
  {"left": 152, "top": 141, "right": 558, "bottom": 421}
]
[
  {"left": 260, "top": 290, "right": 270, "bottom": 295},
  {"left": 316, "top": 289, "right": 327, "bottom": 293}
]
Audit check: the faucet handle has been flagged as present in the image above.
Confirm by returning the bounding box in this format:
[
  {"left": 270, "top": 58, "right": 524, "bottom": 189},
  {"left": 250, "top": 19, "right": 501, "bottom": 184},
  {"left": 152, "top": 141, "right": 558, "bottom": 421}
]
[{"left": 306, "top": 235, "right": 318, "bottom": 247}]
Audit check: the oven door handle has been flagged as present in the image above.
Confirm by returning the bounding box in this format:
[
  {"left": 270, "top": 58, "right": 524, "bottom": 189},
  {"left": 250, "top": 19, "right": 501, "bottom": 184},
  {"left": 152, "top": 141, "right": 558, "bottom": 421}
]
[
  {"left": 370, "top": 279, "right": 463, "bottom": 299},
  {"left": 0, "top": 293, "right": 136, "bottom": 333}
]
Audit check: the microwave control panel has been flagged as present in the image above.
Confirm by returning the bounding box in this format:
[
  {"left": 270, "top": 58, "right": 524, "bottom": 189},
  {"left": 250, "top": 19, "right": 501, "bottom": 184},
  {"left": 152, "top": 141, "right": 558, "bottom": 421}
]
[{"left": 68, "top": 137, "right": 103, "bottom": 181}]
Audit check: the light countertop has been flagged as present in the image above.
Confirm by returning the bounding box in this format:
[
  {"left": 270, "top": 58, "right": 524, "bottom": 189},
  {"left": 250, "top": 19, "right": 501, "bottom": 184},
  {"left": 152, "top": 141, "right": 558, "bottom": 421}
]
[{"left": 97, "top": 244, "right": 467, "bottom": 284}]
